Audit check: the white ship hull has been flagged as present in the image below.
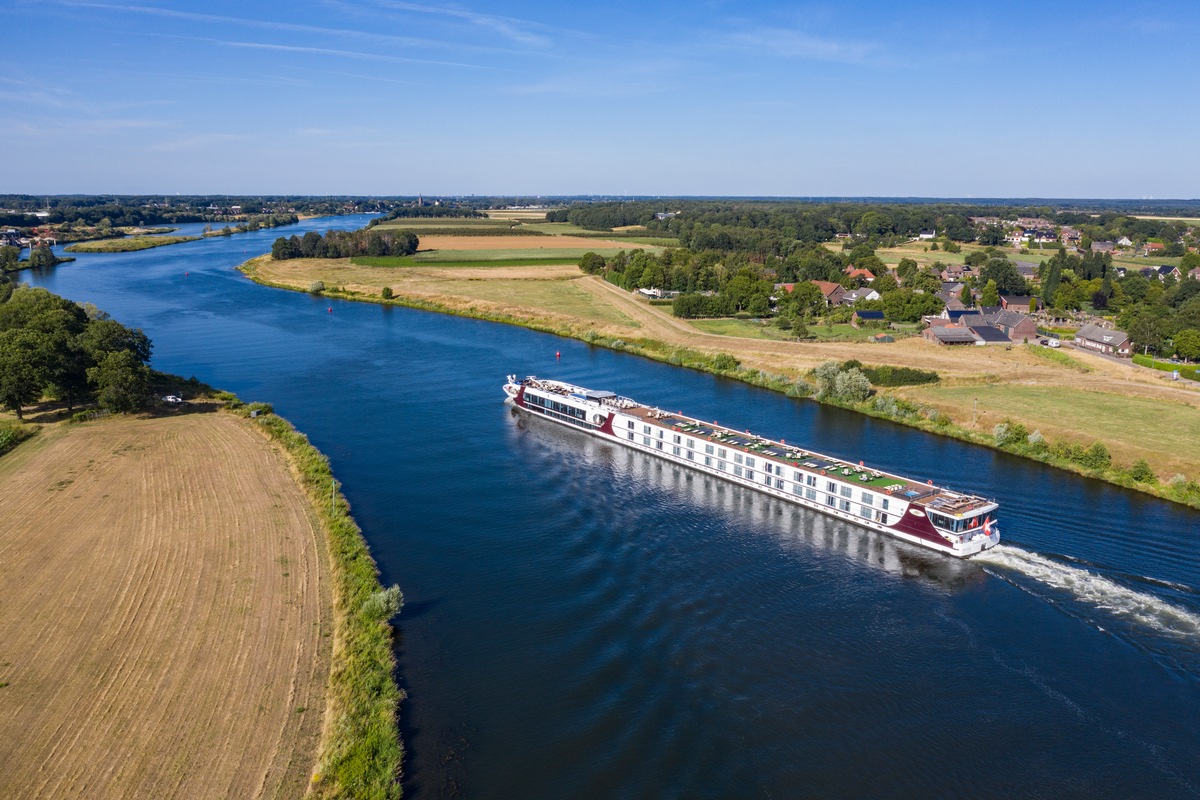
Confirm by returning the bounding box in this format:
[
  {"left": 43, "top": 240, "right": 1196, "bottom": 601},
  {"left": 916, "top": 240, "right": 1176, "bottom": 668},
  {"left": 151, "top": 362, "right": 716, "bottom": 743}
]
[{"left": 505, "top": 376, "right": 1000, "bottom": 559}]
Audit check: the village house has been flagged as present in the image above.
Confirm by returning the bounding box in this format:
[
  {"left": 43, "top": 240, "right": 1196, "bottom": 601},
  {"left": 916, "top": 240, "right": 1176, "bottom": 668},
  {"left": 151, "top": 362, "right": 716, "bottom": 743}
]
[
  {"left": 870, "top": 332, "right": 894, "bottom": 343},
  {"left": 1016, "top": 217, "right": 1055, "bottom": 230},
  {"left": 1143, "top": 242, "right": 1165, "bottom": 256},
  {"left": 923, "top": 326, "right": 980, "bottom": 345},
  {"left": 840, "top": 288, "right": 881, "bottom": 305},
  {"left": 844, "top": 266, "right": 876, "bottom": 282},
  {"left": 1059, "top": 226, "right": 1081, "bottom": 244},
  {"left": 917, "top": 229, "right": 937, "bottom": 240},
  {"left": 1189, "top": 267, "right": 1200, "bottom": 281},
  {"left": 938, "top": 282, "right": 966, "bottom": 310},
  {"left": 999, "top": 295, "right": 1034, "bottom": 314},
  {"left": 811, "top": 280, "right": 846, "bottom": 306},
  {"left": 991, "top": 309, "right": 1039, "bottom": 341},
  {"left": 1074, "top": 323, "right": 1132, "bottom": 357},
  {"left": 851, "top": 309, "right": 885, "bottom": 328},
  {"left": 1091, "top": 241, "right": 1116, "bottom": 254},
  {"left": 1015, "top": 261, "right": 1039, "bottom": 281},
  {"left": 940, "top": 264, "right": 966, "bottom": 281},
  {"left": 1117, "top": 236, "right": 1134, "bottom": 247}
]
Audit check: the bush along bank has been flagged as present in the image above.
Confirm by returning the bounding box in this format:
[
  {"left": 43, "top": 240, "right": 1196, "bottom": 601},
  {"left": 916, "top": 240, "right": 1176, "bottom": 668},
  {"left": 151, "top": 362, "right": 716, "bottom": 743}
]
[
  {"left": 235, "top": 259, "right": 1200, "bottom": 513},
  {"left": 215, "top": 391, "right": 404, "bottom": 799}
]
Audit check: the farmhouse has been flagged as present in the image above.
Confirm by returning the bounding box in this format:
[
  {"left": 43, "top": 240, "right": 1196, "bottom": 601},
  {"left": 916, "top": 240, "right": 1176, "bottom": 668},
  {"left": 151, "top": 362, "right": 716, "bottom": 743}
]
[
  {"left": 918, "top": 229, "right": 937, "bottom": 240},
  {"left": 1000, "top": 295, "right": 1033, "bottom": 313},
  {"left": 811, "top": 280, "right": 846, "bottom": 306},
  {"left": 924, "top": 326, "right": 979, "bottom": 345},
  {"left": 991, "top": 310, "right": 1039, "bottom": 342},
  {"left": 1075, "top": 323, "right": 1132, "bottom": 357},
  {"left": 841, "top": 288, "right": 881, "bottom": 305},
  {"left": 851, "top": 309, "right": 885, "bottom": 327},
  {"left": 1091, "top": 241, "right": 1116, "bottom": 254},
  {"left": 844, "top": 266, "right": 876, "bottom": 282}
]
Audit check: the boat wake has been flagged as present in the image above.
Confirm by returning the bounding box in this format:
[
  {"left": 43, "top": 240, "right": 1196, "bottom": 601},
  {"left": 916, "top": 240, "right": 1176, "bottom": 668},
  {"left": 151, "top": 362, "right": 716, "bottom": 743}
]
[{"left": 977, "top": 545, "right": 1200, "bottom": 637}]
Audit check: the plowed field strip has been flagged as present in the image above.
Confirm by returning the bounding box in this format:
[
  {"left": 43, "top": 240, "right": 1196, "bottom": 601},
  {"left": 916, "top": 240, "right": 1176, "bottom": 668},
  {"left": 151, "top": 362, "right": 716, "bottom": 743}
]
[{"left": 0, "top": 410, "right": 330, "bottom": 799}]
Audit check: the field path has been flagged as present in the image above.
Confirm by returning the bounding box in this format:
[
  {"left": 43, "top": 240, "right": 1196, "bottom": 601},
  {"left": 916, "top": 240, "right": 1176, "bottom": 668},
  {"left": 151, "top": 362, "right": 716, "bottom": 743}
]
[{"left": 0, "top": 409, "right": 330, "bottom": 799}]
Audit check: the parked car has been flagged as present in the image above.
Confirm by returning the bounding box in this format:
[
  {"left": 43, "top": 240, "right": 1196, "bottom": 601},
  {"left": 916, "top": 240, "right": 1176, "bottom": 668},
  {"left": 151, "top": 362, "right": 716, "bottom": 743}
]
[
  {"left": 163, "top": 395, "right": 184, "bottom": 404},
  {"left": 1038, "top": 339, "right": 1049, "bottom": 345},
  {"left": 1047, "top": 339, "right": 1061, "bottom": 349}
]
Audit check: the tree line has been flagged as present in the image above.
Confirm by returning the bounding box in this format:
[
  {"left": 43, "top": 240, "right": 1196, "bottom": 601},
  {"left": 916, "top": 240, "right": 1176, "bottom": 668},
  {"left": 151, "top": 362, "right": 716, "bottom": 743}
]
[
  {"left": 272, "top": 229, "right": 419, "bottom": 260},
  {"left": 0, "top": 277, "right": 155, "bottom": 418}
]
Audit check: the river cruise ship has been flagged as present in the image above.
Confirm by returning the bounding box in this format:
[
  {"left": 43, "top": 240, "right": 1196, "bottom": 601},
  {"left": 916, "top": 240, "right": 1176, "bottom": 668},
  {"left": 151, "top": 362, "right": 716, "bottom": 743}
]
[{"left": 504, "top": 376, "right": 1000, "bottom": 558}]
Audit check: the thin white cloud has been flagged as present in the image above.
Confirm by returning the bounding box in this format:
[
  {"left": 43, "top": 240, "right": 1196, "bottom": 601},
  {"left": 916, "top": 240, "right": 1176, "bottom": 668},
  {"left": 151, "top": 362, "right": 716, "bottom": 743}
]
[
  {"left": 726, "top": 26, "right": 878, "bottom": 64},
  {"left": 363, "top": 0, "right": 554, "bottom": 48}
]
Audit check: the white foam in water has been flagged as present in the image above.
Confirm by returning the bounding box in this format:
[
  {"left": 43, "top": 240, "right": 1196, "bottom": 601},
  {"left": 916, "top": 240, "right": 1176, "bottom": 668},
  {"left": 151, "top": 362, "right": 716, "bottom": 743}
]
[{"left": 978, "top": 545, "right": 1200, "bottom": 636}]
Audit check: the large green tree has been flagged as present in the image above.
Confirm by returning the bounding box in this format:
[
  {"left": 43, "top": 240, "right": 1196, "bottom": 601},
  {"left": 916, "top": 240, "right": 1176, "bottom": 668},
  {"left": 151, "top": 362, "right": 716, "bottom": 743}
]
[{"left": 88, "top": 350, "right": 152, "bottom": 413}]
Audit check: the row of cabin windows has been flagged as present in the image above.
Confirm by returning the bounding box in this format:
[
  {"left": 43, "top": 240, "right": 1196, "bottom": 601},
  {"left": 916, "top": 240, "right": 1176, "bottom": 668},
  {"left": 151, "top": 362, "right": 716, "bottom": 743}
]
[
  {"left": 528, "top": 394, "right": 586, "bottom": 420},
  {"left": 622, "top": 421, "right": 894, "bottom": 516}
]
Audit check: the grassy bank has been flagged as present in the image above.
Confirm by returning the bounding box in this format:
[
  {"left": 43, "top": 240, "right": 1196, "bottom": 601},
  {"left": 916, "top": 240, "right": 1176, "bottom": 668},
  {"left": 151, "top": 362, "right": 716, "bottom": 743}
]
[
  {"left": 237, "top": 256, "right": 1200, "bottom": 513},
  {"left": 64, "top": 235, "right": 200, "bottom": 253}
]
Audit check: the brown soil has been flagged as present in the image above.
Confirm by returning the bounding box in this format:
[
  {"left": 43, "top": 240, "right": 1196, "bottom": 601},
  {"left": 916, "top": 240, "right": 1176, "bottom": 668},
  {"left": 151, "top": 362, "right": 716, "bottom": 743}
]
[
  {"left": 0, "top": 408, "right": 330, "bottom": 799},
  {"left": 416, "top": 234, "right": 636, "bottom": 251}
]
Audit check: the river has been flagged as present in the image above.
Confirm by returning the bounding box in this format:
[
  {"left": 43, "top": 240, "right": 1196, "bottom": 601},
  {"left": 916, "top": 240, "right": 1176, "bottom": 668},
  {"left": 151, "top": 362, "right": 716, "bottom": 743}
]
[{"left": 19, "top": 217, "right": 1200, "bottom": 798}]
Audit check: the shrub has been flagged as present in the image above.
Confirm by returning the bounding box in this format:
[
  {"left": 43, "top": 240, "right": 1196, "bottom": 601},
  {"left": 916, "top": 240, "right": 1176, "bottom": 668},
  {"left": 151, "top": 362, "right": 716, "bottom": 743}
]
[
  {"left": 1079, "top": 441, "right": 1112, "bottom": 471},
  {"left": 833, "top": 368, "right": 872, "bottom": 402},
  {"left": 1027, "top": 430, "right": 1047, "bottom": 451},
  {"left": 381, "top": 286, "right": 393, "bottom": 299},
  {"left": 712, "top": 353, "right": 740, "bottom": 372},
  {"left": 1127, "top": 459, "right": 1156, "bottom": 483},
  {"left": 309, "top": 280, "right": 325, "bottom": 294}
]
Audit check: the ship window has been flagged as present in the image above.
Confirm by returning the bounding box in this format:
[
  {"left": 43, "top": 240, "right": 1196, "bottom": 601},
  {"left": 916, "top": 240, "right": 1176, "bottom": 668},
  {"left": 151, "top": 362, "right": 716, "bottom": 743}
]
[
  {"left": 704, "top": 456, "right": 712, "bottom": 466},
  {"left": 643, "top": 425, "right": 650, "bottom": 434},
  {"left": 628, "top": 420, "right": 634, "bottom": 429},
  {"left": 826, "top": 495, "right": 836, "bottom": 506},
  {"left": 792, "top": 483, "right": 802, "bottom": 495},
  {"left": 881, "top": 498, "right": 889, "bottom": 510},
  {"left": 718, "top": 448, "right": 727, "bottom": 459},
  {"left": 734, "top": 453, "right": 743, "bottom": 464},
  {"left": 718, "top": 460, "right": 726, "bottom": 471},
  {"left": 658, "top": 430, "right": 664, "bottom": 439},
  {"left": 686, "top": 451, "right": 694, "bottom": 460},
  {"left": 806, "top": 475, "right": 817, "bottom": 487},
  {"left": 746, "top": 470, "right": 754, "bottom": 481},
  {"left": 627, "top": 432, "right": 634, "bottom": 440},
  {"left": 673, "top": 446, "right": 681, "bottom": 455},
  {"left": 705, "top": 444, "right": 714, "bottom": 455},
  {"left": 793, "top": 471, "right": 802, "bottom": 482},
  {"left": 881, "top": 514, "right": 889, "bottom": 524},
  {"left": 859, "top": 506, "right": 871, "bottom": 518},
  {"left": 861, "top": 493, "right": 873, "bottom": 506},
  {"left": 840, "top": 499, "right": 852, "bottom": 512},
  {"left": 674, "top": 435, "right": 681, "bottom": 444},
  {"left": 775, "top": 465, "right": 784, "bottom": 476},
  {"left": 805, "top": 488, "right": 817, "bottom": 501},
  {"left": 734, "top": 466, "right": 743, "bottom": 477},
  {"left": 655, "top": 441, "right": 663, "bottom": 450},
  {"left": 746, "top": 458, "right": 755, "bottom": 469},
  {"left": 827, "top": 481, "right": 836, "bottom": 493},
  {"left": 643, "top": 437, "right": 651, "bottom": 445},
  {"left": 687, "top": 439, "right": 695, "bottom": 449},
  {"left": 775, "top": 478, "right": 785, "bottom": 489},
  {"left": 840, "top": 485, "right": 852, "bottom": 498}
]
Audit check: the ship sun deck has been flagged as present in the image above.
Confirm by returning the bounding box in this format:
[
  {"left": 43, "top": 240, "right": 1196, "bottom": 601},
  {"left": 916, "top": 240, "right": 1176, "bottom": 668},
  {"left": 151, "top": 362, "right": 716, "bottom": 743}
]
[{"left": 618, "top": 403, "right": 994, "bottom": 516}]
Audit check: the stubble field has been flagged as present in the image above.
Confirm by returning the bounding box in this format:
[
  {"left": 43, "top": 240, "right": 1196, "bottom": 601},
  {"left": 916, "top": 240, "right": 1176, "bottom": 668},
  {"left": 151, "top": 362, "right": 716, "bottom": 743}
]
[{"left": 0, "top": 408, "right": 330, "bottom": 799}]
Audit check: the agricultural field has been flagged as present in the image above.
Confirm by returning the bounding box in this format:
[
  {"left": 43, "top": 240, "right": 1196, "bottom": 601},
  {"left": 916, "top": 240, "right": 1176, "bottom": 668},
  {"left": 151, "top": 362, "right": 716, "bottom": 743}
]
[
  {"left": 0, "top": 409, "right": 329, "bottom": 799},
  {"left": 483, "top": 208, "right": 548, "bottom": 221},
  {"left": 690, "top": 318, "right": 918, "bottom": 342},
  {"left": 897, "top": 382, "right": 1200, "bottom": 476}
]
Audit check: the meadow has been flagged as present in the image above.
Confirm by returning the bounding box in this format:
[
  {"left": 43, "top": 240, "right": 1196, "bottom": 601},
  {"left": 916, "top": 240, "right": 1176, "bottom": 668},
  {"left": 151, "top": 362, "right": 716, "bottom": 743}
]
[{"left": 64, "top": 235, "right": 200, "bottom": 252}]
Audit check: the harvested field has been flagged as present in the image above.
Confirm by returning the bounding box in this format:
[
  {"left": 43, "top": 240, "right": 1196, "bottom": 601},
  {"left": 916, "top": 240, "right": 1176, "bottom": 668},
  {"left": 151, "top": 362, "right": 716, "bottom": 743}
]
[
  {"left": 416, "top": 234, "right": 644, "bottom": 251},
  {"left": 0, "top": 409, "right": 330, "bottom": 800}
]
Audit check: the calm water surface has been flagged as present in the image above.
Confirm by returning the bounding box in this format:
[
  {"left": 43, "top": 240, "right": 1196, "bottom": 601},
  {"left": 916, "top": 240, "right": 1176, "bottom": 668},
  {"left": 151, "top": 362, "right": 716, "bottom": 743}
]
[{"left": 21, "top": 219, "right": 1200, "bottom": 798}]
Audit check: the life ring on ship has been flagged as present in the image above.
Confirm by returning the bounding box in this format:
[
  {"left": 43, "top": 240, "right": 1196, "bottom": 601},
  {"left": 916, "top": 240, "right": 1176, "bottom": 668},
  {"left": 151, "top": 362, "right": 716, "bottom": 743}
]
[
  {"left": 820, "top": 470, "right": 826, "bottom": 475},
  {"left": 859, "top": 460, "right": 864, "bottom": 466}
]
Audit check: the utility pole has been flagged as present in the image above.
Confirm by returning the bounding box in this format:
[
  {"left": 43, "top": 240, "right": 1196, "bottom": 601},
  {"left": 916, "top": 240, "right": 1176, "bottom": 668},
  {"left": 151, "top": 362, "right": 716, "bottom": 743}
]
[{"left": 973, "top": 397, "right": 978, "bottom": 427}]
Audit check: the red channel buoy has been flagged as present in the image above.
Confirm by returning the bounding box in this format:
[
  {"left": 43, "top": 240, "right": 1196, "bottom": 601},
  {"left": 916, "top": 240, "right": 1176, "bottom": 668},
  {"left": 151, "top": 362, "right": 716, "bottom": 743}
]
[
  {"left": 555, "top": 351, "right": 561, "bottom": 359},
  {"left": 328, "top": 307, "right": 333, "bottom": 313}
]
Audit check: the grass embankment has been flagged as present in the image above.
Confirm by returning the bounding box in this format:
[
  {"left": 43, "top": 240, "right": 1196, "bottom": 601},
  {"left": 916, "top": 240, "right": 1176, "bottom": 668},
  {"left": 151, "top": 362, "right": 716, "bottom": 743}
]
[
  {"left": 64, "top": 235, "right": 200, "bottom": 253},
  {"left": 1134, "top": 354, "right": 1200, "bottom": 381},
  {"left": 216, "top": 393, "right": 403, "bottom": 799},
  {"left": 239, "top": 254, "right": 1200, "bottom": 510},
  {"left": 691, "top": 318, "right": 919, "bottom": 342}
]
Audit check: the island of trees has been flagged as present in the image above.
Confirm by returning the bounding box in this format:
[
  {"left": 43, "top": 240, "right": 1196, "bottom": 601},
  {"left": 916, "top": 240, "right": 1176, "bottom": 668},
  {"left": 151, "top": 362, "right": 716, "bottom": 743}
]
[{"left": 271, "top": 229, "right": 419, "bottom": 260}]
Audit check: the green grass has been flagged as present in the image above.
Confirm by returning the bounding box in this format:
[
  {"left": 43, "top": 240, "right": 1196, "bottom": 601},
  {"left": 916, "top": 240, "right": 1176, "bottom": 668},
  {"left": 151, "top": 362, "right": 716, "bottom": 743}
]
[
  {"left": 1026, "top": 344, "right": 1091, "bottom": 372},
  {"left": 351, "top": 255, "right": 581, "bottom": 268},
  {"left": 414, "top": 247, "right": 628, "bottom": 262},
  {"left": 518, "top": 221, "right": 594, "bottom": 235},
  {"left": 690, "top": 318, "right": 792, "bottom": 340},
  {"left": 64, "top": 236, "right": 200, "bottom": 253},
  {"left": 904, "top": 383, "right": 1200, "bottom": 465},
  {"left": 372, "top": 217, "right": 507, "bottom": 229}
]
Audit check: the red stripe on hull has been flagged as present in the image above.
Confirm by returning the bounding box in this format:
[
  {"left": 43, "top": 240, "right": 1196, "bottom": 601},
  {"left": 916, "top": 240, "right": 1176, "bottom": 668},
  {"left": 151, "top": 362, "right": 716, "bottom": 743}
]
[{"left": 887, "top": 508, "right": 952, "bottom": 548}]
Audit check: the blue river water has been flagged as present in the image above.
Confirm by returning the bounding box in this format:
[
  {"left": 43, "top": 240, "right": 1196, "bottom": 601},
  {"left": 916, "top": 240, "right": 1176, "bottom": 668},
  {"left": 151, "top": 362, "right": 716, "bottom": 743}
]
[{"left": 19, "top": 218, "right": 1200, "bottom": 798}]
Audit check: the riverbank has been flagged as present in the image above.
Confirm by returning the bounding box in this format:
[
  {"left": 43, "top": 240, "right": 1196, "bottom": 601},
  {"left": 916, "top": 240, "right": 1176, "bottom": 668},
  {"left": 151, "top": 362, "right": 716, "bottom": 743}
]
[
  {"left": 0, "top": 396, "right": 402, "bottom": 799},
  {"left": 65, "top": 235, "right": 200, "bottom": 253},
  {"left": 239, "top": 254, "right": 1200, "bottom": 511}
]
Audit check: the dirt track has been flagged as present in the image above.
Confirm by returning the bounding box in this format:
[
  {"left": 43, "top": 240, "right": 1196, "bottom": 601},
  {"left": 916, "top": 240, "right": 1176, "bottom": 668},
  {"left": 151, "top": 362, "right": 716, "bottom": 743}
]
[{"left": 0, "top": 409, "right": 329, "bottom": 799}]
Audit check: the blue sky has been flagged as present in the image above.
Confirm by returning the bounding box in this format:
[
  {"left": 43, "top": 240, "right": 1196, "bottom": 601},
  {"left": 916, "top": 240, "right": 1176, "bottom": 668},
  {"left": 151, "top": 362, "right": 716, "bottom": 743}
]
[{"left": 3, "top": 1, "right": 1197, "bottom": 197}]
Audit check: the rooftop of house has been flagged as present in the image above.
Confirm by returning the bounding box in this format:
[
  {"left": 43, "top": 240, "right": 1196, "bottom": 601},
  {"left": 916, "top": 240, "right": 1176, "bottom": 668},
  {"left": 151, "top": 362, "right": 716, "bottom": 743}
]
[
  {"left": 1076, "top": 323, "right": 1129, "bottom": 347},
  {"left": 970, "top": 325, "right": 1011, "bottom": 343},
  {"left": 854, "top": 310, "right": 885, "bottom": 319},
  {"left": 930, "top": 327, "right": 980, "bottom": 343}
]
